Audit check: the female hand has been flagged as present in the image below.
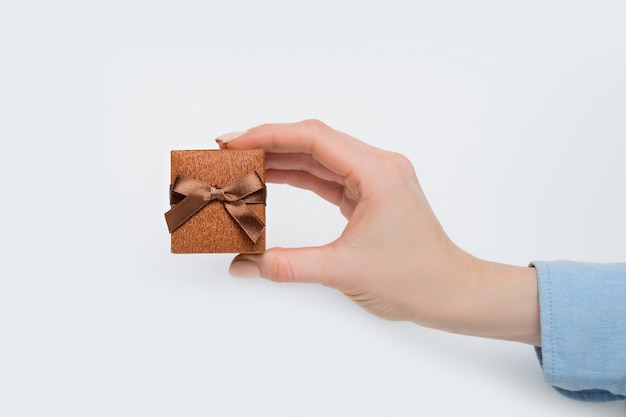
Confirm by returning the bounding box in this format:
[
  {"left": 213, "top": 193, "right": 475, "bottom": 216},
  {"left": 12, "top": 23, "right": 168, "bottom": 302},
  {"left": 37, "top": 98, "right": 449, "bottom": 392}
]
[{"left": 218, "top": 120, "right": 540, "bottom": 345}]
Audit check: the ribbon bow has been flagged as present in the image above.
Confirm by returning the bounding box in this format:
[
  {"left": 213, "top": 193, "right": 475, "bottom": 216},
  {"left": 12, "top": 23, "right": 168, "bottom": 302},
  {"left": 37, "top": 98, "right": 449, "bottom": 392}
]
[{"left": 165, "top": 171, "right": 266, "bottom": 243}]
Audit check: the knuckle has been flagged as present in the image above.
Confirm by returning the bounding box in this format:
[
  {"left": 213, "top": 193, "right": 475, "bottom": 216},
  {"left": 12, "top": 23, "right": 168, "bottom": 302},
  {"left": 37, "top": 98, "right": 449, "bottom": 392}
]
[
  {"left": 390, "top": 151, "right": 414, "bottom": 170},
  {"left": 301, "top": 118, "right": 328, "bottom": 131},
  {"left": 380, "top": 151, "right": 415, "bottom": 177}
]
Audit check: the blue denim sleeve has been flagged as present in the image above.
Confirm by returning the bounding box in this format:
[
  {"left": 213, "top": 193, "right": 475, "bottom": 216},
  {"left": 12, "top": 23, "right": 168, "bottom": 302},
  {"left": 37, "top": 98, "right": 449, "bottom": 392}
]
[{"left": 531, "top": 261, "right": 626, "bottom": 402}]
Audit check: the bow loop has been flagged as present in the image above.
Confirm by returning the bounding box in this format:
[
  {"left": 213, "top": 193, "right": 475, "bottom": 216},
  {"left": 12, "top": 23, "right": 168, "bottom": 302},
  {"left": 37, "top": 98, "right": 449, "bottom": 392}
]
[{"left": 165, "top": 172, "right": 265, "bottom": 243}]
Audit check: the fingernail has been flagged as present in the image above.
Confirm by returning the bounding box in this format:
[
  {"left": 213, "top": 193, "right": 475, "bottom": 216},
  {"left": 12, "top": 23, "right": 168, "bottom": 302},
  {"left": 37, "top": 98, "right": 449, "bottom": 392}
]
[
  {"left": 229, "top": 257, "right": 260, "bottom": 278},
  {"left": 215, "top": 131, "right": 247, "bottom": 148}
]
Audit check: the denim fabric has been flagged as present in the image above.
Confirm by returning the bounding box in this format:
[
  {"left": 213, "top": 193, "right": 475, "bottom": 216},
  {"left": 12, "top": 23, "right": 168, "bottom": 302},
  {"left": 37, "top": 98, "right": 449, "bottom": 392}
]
[{"left": 532, "top": 261, "right": 626, "bottom": 402}]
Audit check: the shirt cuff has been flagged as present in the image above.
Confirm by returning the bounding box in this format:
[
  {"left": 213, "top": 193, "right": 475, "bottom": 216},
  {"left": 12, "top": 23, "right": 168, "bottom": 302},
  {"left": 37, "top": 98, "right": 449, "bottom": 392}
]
[{"left": 532, "top": 261, "right": 626, "bottom": 402}]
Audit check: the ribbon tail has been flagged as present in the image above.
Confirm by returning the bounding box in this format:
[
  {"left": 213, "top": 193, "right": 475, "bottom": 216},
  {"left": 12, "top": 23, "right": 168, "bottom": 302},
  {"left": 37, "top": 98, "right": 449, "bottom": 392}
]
[
  {"left": 165, "top": 193, "right": 210, "bottom": 233},
  {"left": 223, "top": 200, "right": 265, "bottom": 243}
]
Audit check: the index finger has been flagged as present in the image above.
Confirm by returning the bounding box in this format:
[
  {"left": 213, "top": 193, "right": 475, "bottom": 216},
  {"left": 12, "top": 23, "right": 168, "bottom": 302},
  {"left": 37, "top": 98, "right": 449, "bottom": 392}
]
[{"left": 218, "top": 119, "right": 373, "bottom": 178}]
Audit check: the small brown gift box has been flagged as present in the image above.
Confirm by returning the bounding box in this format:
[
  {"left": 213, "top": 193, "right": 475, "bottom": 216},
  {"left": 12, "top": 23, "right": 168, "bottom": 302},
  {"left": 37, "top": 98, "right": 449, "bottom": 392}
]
[{"left": 166, "top": 149, "right": 266, "bottom": 253}]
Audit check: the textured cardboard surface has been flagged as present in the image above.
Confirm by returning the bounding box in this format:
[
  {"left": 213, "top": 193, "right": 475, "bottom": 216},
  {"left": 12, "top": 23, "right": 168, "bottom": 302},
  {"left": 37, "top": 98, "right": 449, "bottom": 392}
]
[{"left": 170, "top": 149, "right": 265, "bottom": 253}]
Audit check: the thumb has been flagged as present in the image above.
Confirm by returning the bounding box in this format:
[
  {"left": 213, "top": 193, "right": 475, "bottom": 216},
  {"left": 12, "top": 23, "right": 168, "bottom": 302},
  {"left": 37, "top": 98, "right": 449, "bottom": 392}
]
[{"left": 229, "top": 246, "right": 336, "bottom": 286}]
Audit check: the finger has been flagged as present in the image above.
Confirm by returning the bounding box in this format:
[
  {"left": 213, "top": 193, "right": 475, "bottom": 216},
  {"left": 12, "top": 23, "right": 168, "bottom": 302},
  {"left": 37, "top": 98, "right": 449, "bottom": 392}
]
[
  {"left": 266, "top": 153, "right": 344, "bottom": 184},
  {"left": 229, "top": 246, "right": 339, "bottom": 286},
  {"left": 265, "top": 169, "right": 346, "bottom": 206},
  {"left": 218, "top": 120, "right": 373, "bottom": 178}
]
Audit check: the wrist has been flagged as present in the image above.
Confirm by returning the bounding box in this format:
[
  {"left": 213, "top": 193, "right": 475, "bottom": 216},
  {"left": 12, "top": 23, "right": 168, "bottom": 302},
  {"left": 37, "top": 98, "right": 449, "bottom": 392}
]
[{"left": 434, "top": 255, "right": 541, "bottom": 345}]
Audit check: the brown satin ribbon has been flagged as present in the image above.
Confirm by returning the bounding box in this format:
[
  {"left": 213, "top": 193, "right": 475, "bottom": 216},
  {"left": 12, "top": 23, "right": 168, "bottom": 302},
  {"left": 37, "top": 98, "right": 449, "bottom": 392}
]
[{"left": 165, "top": 171, "right": 266, "bottom": 243}]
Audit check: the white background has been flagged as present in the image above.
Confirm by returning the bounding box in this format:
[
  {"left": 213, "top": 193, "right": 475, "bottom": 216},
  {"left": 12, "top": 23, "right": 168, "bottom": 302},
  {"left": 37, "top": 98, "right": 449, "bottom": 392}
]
[{"left": 1, "top": 1, "right": 625, "bottom": 415}]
